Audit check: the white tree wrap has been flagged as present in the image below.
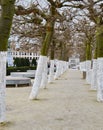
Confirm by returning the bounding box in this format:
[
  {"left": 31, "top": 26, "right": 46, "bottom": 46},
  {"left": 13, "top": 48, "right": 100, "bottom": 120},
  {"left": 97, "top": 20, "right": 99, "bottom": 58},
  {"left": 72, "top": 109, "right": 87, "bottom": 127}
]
[
  {"left": 54, "top": 60, "right": 61, "bottom": 80},
  {"left": 91, "top": 59, "right": 97, "bottom": 90},
  {"left": 0, "top": 52, "right": 7, "bottom": 123},
  {"left": 40, "top": 58, "right": 48, "bottom": 88},
  {"left": 65, "top": 62, "right": 68, "bottom": 71},
  {"left": 97, "top": 58, "right": 103, "bottom": 102},
  {"left": 65, "top": 61, "right": 68, "bottom": 71},
  {"left": 86, "top": 60, "right": 91, "bottom": 84},
  {"left": 80, "top": 61, "right": 86, "bottom": 72},
  {"left": 59, "top": 61, "right": 62, "bottom": 76},
  {"left": 59, "top": 61, "right": 64, "bottom": 76},
  {"left": 62, "top": 61, "right": 67, "bottom": 73},
  {"left": 29, "top": 55, "right": 48, "bottom": 99},
  {"left": 48, "top": 60, "right": 54, "bottom": 83}
]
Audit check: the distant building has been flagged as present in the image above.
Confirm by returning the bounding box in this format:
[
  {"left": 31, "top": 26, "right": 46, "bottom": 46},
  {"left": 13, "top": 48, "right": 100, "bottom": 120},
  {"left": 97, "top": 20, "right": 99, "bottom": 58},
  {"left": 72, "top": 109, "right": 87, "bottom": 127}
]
[{"left": 68, "top": 56, "right": 80, "bottom": 69}]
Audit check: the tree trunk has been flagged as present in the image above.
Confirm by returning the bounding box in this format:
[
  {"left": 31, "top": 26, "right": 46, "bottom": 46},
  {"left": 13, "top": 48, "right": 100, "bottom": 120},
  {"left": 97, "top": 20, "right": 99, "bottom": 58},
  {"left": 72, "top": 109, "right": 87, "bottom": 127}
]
[
  {"left": 91, "top": 45, "right": 97, "bottom": 90},
  {"left": 54, "top": 43, "right": 65, "bottom": 78},
  {"left": 96, "top": 25, "right": 103, "bottom": 101},
  {"left": 29, "top": 21, "right": 54, "bottom": 99},
  {"left": 86, "top": 42, "right": 92, "bottom": 84},
  {"left": 41, "top": 22, "right": 54, "bottom": 56},
  {"left": 29, "top": 55, "right": 48, "bottom": 99},
  {"left": 40, "top": 58, "right": 48, "bottom": 89},
  {"left": 48, "top": 41, "right": 55, "bottom": 83},
  {"left": 0, "top": 52, "right": 7, "bottom": 123},
  {"left": 59, "top": 42, "right": 63, "bottom": 61},
  {"left": 86, "top": 43, "right": 91, "bottom": 61},
  {"left": 50, "top": 41, "right": 55, "bottom": 60},
  {"left": 0, "top": 0, "right": 15, "bottom": 123},
  {"left": 0, "top": 0, "right": 15, "bottom": 51},
  {"left": 91, "top": 59, "right": 97, "bottom": 90},
  {"left": 61, "top": 44, "right": 69, "bottom": 73},
  {"left": 48, "top": 60, "right": 55, "bottom": 83},
  {"left": 54, "top": 60, "right": 61, "bottom": 80}
]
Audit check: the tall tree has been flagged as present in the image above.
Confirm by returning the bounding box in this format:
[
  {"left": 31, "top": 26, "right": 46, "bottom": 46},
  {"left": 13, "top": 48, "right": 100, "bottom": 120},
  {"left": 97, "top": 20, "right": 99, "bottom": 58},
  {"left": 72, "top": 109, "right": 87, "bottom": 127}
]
[
  {"left": 75, "top": 0, "right": 103, "bottom": 100},
  {"left": 15, "top": 0, "right": 80, "bottom": 99},
  {"left": 82, "top": 0, "right": 103, "bottom": 101},
  {"left": 16, "top": 0, "right": 103, "bottom": 99},
  {"left": 0, "top": 0, "right": 15, "bottom": 123}
]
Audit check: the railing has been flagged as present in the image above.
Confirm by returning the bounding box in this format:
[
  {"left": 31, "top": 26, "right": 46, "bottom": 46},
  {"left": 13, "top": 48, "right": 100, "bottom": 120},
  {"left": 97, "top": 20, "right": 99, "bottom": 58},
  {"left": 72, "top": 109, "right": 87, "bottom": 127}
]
[{"left": 8, "top": 51, "right": 40, "bottom": 59}]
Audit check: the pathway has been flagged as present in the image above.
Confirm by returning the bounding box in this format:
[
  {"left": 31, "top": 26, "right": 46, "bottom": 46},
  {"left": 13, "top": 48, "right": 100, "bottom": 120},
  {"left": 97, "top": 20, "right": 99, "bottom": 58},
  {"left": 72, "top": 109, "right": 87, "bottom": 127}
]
[{"left": 1, "top": 69, "right": 103, "bottom": 130}]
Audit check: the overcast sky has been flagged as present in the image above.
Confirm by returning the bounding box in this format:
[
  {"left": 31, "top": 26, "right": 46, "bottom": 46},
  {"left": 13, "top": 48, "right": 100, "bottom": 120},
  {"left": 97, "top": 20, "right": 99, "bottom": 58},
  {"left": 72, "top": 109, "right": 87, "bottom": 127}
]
[{"left": 16, "top": 0, "right": 48, "bottom": 8}]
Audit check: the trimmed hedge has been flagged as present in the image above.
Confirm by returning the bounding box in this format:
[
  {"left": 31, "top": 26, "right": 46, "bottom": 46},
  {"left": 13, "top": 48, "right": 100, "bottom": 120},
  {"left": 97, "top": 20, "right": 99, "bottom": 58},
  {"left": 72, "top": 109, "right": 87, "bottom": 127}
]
[
  {"left": 14, "top": 58, "right": 30, "bottom": 67},
  {"left": 7, "top": 66, "right": 36, "bottom": 75},
  {"left": 32, "top": 58, "right": 37, "bottom": 66}
]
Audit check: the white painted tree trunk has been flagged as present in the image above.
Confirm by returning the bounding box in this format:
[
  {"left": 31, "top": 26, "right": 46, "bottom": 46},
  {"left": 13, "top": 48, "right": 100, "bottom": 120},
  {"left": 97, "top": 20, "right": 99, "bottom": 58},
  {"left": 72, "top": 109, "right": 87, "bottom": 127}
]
[
  {"left": 80, "top": 61, "right": 86, "bottom": 72},
  {"left": 62, "top": 61, "right": 65, "bottom": 73},
  {"left": 40, "top": 60, "right": 48, "bottom": 89},
  {"left": 86, "top": 60, "right": 91, "bottom": 84},
  {"left": 66, "top": 62, "right": 69, "bottom": 70},
  {"left": 29, "top": 55, "right": 48, "bottom": 99},
  {"left": 64, "top": 61, "right": 68, "bottom": 72},
  {"left": 65, "top": 62, "right": 68, "bottom": 71},
  {"left": 54, "top": 60, "right": 60, "bottom": 80},
  {"left": 62, "top": 61, "right": 67, "bottom": 73},
  {"left": 91, "top": 59, "right": 97, "bottom": 90},
  {"left": 0, "top": 52, "right": 7, "bottom": 123},
  {"left": 60, "top": 61, "right": 64, "bottom": 76},
  {"left": 97, "top": 58, "right": 103, "bottom": 102},
  {"left": 48, "top": 60, "right": 54, "bottom": 83}
]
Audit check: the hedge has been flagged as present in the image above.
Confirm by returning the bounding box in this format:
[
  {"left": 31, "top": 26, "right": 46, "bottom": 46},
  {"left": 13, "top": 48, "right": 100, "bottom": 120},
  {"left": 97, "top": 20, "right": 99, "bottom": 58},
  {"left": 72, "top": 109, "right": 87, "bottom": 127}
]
[
  {"left": 7, "top": 66, "right": 36, "bottom": 75},
  {"left": 13, "top": 58, "right": 30, "bottom": 67}
]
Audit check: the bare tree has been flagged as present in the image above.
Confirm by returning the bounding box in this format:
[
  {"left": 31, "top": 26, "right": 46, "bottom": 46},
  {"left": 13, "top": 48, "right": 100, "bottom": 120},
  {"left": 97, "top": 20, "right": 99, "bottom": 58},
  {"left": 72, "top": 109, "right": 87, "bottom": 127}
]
[
  {"left": 14, "top": 0, "right": 84, "bottom": 99},
  {"left": 0, "top": 0, "right": 15, "bottom": 123},
  {"left": 12, "top": 0, "right": 103, "bottom": 99}
]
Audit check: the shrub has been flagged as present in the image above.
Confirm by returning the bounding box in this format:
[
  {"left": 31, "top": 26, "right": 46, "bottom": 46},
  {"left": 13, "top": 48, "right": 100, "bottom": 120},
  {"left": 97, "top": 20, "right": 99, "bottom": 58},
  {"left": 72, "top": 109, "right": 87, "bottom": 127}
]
[
  {"left": 6, "top": 66, "right": 36, "bottom": 75},
  {"left": 31, "top": 58, "right": 37, "bottom": 66},
  {"left": 14, "top": 58, "right": 30, "bottom": 67}
]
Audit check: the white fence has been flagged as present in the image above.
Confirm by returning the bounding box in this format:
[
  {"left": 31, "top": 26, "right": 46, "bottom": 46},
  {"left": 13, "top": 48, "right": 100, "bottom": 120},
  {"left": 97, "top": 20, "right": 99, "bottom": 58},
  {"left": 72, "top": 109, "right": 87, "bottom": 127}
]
[{"left": 7, "top": 51, "right": 40, "bottom": 66}]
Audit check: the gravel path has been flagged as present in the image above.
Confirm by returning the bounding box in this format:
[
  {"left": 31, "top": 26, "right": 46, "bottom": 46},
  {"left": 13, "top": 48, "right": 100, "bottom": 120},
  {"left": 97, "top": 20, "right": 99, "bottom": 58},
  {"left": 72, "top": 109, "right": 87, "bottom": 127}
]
[{"left": 1, "top": 69, "right": 103, "bottom": 130}]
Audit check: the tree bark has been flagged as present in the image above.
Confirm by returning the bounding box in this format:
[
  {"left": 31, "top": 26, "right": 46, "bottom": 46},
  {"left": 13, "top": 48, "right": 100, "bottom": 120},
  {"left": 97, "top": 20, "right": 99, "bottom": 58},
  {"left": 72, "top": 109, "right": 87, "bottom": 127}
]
[
  {"left": 54, "top": 60, "right": 61, "bottom": 80},
  {"left": 0, "top": 0, "right": 15, "bottom": 51},
  {"left": 40, "top": 59, "right": 48, "bottom": 89},
  {"left": 96, "top": 25, "right": 103, "bottom": 101},
  {"left": 29, "top": 55, "right": 48, "bottom": 99},
  {"left": 85, "top": 42, "right": 92, "bottom": 84},
  {"left": 48, "top": 60, "right": 55, "bottom": 83},
  {"left": 91, "top": 59, "right": 97, "bottom": 90},
  {"left": 91, "top": 44, "right": 97, "bottom": 90},
  {"left": 48, "top": 41, "right": 55, "bottom": 83},
  {"left": 41, "top": 21, "right": 54, "bottom": 56},
  {"left": 86, "top": 42, "right": 92, "bottom": 61},
  {"left": 0, "top": 52, "right": 7, "bottom": 123},
  {"left": 29, "top": 19, "right": 55, "bottom": 99},
  {"left": 0, "top": 0, "right": 15, "bottom": 123}
]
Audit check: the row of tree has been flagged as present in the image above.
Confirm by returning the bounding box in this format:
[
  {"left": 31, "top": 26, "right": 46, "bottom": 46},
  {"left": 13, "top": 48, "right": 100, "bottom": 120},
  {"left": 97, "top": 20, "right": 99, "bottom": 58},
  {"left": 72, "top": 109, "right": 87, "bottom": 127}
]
[{"left": 0, "top": 0, "right": 103, "bottom": 123}]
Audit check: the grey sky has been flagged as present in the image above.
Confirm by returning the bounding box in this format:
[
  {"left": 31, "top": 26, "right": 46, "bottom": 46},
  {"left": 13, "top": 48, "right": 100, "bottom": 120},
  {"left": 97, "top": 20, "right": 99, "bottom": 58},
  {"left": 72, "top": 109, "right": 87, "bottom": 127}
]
[{"left": 16, "top": 0, "right": 48, "bottom": 8}]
